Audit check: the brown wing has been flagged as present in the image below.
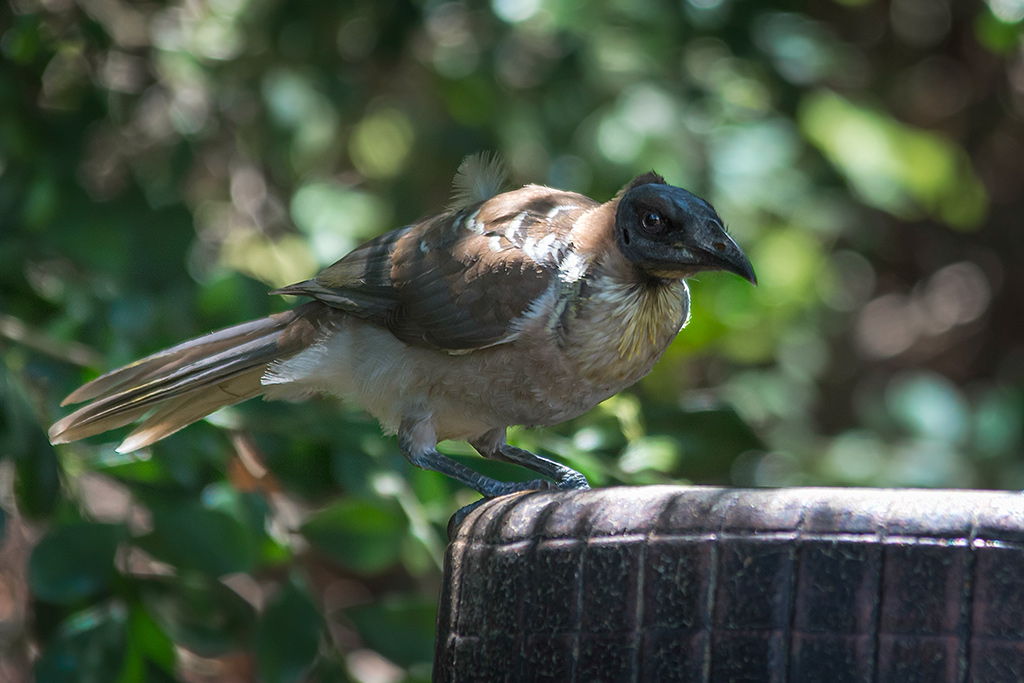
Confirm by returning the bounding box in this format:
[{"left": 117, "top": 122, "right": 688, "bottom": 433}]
[
  {"left": 273, "top": 225, "right": 408, "bottom": 323},
  {"left": 276, "top": 185, "right": 597, "bottom": 351}
]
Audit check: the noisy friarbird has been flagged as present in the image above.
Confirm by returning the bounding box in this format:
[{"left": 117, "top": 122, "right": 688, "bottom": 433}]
[{"left": 50, "top": 156, "right": 756, "bottom": 497}]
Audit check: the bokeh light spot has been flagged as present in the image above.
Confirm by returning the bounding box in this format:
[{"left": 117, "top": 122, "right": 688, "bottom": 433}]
[{"left": 349, "top": 109, "right": 415, "bottom": 180}]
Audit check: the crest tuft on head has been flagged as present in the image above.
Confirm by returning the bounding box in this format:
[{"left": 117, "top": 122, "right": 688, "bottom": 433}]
[
  {"left": 616, "top": 171, "right": 668, "bottom": 199},
  {"left": 449, "top": 152, "right": 510, "bottom": 209}
]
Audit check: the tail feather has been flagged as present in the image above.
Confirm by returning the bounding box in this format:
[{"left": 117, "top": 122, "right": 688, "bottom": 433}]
[
  {"left": 49, "top": 303, "right": 329, "bottom": 450},
  {"left": 61, "top": 315, "right": 291, "bottom": 406},
  {"left": 116, "top": 372, "right": 266, "bottom": 452},
  {"left": 50, "top": 338, "right": 281, "bottom": 443}
]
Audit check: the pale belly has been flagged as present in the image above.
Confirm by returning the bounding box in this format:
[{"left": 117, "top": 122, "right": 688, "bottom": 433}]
[{"left": 265, "top": 279, "right": 690, "bottom": 442}]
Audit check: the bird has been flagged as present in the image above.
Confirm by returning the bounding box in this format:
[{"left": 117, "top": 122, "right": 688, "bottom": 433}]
[{"left": 49, "top": 155, "right": 756, "bottom": 499}]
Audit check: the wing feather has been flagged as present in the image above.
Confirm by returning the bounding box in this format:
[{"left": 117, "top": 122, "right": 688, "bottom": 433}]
[{"left": 277, "top": 185, "right": 597, "bottom": 351}]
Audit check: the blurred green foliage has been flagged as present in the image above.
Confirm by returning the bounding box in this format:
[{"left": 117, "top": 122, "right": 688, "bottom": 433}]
[{"left": 2, "top": 0, "right": 1024, "bottom": 680}]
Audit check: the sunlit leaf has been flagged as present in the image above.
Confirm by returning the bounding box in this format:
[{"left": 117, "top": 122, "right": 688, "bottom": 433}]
[{"left": 799, "top": 90, "right": 988, "bottom": 230}]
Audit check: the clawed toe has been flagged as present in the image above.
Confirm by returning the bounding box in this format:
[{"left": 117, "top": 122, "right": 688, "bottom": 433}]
[
  {"left": 448, "top": 499, "right": 488, "bottom": 538},
  {"left": 556, "top": 471, "right": 590, "bottom": 490}
]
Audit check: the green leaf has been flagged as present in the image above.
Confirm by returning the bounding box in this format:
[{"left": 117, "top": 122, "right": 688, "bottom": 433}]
[
  {"left": 0, "top": 362, "right": 61, "bottom": 517},
  {"left": 799, "top": 91, "right": 988, "bottom": 230},
  {"left": 118, "top": 605, "right": 177, "bottom": 681},
  {"left": 300, "top": 498, "right": 405, "bottom": 574},
  {"left": 256, "top": 579, "right": 323, "bottom": 683},
  {"left": 96, "top": 454, "right": 174, "bottom": 485},
  {"left": 306, "top": 656, "right": 354, "bottom": 683},
  {"left": 644, "top": 404, "right": 764, "bottom": 483},
  {"left": 139, "top": 576, "right": 255, "bottom": 656},
  {"left": 975, "top": 7, "right": 1024, "bottom": 53},
  {"left": 34, "top": 602, "right": 128, "bottom": 683},
  {"left": 13, "top": 443, "right": 61, "bottom": 518},
  {"left": 29, "top": 522, "right": 122, "bottom": 604},
  {"left": 140, "top": 500, "right": 257, "bottom": 576},
  {"left": 346, "top": 598, "right": 436, "bottom": 668}
]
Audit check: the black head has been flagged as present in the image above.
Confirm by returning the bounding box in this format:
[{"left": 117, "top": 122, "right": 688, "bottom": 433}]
[{"left": 615, "top": 174, "right": 756, "bottom": 284}]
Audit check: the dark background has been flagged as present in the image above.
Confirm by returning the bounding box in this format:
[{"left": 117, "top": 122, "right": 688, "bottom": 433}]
[{"left": 2, "top": 0, "right": 1023, "bottom": 680}]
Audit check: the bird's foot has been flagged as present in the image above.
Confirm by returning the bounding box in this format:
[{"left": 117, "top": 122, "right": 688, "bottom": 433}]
[
  {"left": 447, "top": 479, "right": 554, "bottom": 539},
  {"left": 447, "top": 475, "right": 591, "bottom": 538},
  {"left": 553, "top": 468, "right": 590, "bottom": 490},
  {"left": 448, "top": 499, "right": 489, "bottom": 539}
]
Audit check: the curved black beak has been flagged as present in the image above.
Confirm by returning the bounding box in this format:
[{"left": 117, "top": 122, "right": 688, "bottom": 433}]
[
  {"left": 706, "top": 227, "right": 757, "bottom": 285},
  {"left": 684, "top": 220, "right": 757, "bottom": 285}
]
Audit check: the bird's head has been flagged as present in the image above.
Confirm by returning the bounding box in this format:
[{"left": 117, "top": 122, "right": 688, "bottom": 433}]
[{"left": 614, "top": 174, "right": 756, "bottom": 285}]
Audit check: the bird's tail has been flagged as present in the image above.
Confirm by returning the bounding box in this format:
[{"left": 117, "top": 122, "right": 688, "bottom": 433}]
[{"left": 49, "top": 302, "right": 329, "bottom": 453}]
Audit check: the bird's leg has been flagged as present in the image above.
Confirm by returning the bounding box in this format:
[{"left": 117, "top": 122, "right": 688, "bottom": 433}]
[
  {"left": 471, "top": 429, "right": 590, "bottom": 491},
  {"left": 398, "top": 417, "right": 553, "bottom": 498}
]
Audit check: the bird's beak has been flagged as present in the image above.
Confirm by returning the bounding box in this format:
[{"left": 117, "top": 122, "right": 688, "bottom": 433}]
[
  {"left": 698, "top": 224, "right": 757, "bottom": 285},
  {"left": 655, "top": 220, "right": 757, "bottom": 285}
]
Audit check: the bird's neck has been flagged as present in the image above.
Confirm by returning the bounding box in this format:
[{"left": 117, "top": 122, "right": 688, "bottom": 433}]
[{"left": 562, "top": 253, "right": 690, "bottom": 386}]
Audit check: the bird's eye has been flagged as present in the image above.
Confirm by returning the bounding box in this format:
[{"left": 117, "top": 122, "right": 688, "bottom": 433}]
[{"left": 641, "top": 212, "right": 663, "bottom": 233}]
